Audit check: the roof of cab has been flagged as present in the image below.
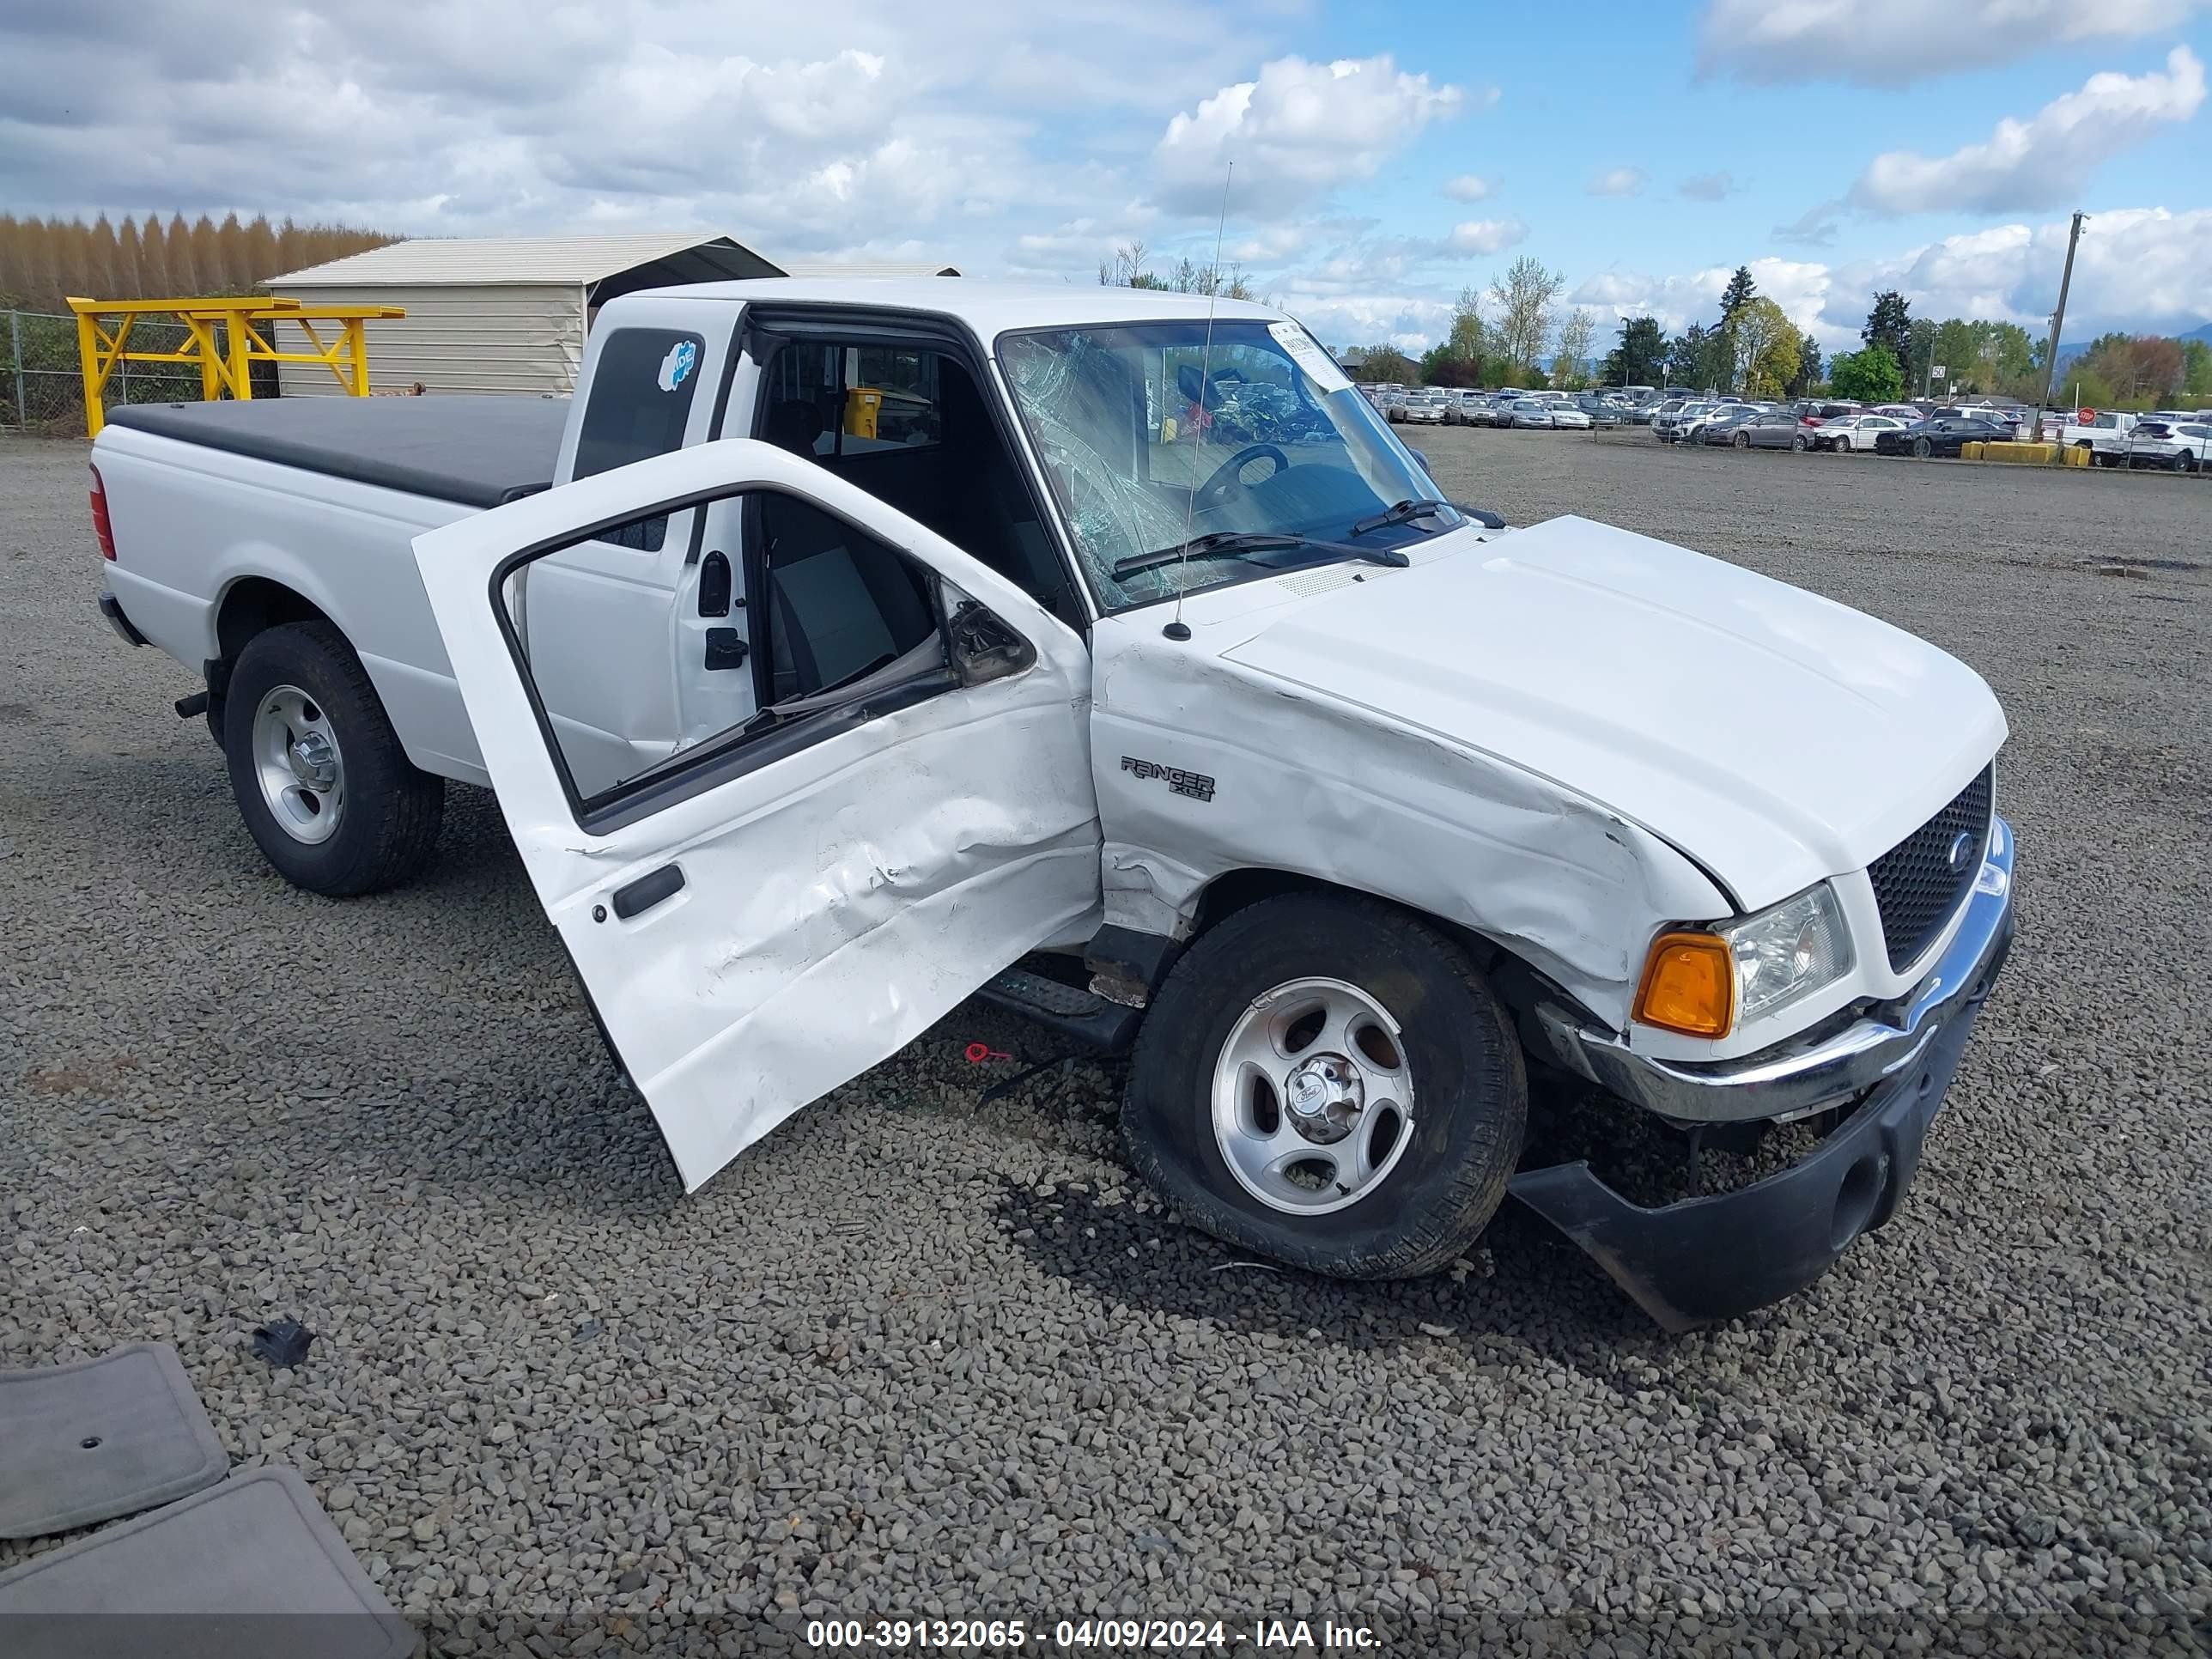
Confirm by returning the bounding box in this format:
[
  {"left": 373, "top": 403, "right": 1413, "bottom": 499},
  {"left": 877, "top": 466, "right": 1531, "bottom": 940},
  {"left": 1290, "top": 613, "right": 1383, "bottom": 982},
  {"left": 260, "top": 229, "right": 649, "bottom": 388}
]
[{"left": 617, "top": 276, "right": 1287, "bottom": 343}]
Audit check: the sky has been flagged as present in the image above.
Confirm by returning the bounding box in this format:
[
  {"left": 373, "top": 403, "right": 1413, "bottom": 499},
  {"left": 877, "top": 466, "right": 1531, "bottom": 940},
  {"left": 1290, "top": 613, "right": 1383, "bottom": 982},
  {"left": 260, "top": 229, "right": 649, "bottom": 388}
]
[{"left": 3, "top": 0, "right": 2209, "bottom": 356}]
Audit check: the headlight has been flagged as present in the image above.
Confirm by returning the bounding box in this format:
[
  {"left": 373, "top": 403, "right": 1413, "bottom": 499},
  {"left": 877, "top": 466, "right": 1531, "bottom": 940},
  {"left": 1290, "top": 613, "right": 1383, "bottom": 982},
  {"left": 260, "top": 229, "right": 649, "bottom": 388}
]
[
  {"left": 1634, "top": 884, "right": 1854, "bottom": 1037},
  {"left": 1719, "top": 884, "right": 1854, "bottom": 1024}
]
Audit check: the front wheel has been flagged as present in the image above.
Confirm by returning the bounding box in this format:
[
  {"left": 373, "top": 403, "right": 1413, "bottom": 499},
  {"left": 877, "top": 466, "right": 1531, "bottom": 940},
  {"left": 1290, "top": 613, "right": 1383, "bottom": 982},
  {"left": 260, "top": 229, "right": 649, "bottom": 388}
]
[
  {"left": 1121, "top": 893, "right": 1527, "bottom": 1279},
  {"left": 1834, "top": 435, "right": 1852, "bottom": 453},
  {"left": 1912, "top": 437, "right": 1933, "bottom": 459},
  {"left": 222, "top": 621, "right": 444, "bottom": 896}
]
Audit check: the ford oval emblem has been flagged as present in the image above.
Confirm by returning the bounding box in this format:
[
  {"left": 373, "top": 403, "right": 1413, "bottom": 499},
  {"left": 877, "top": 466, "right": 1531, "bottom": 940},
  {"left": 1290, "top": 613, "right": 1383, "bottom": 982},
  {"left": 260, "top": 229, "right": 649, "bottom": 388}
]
[{"left": 1947, "top": 830, "right": 1974, "bottom": 872}]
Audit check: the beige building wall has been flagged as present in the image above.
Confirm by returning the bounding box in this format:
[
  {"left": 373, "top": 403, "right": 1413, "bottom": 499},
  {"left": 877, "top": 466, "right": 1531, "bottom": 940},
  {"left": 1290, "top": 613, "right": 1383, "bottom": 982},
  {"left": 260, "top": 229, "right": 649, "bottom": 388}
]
[{"left": 270, "top": 283, "right": 585, "bottom": 398}]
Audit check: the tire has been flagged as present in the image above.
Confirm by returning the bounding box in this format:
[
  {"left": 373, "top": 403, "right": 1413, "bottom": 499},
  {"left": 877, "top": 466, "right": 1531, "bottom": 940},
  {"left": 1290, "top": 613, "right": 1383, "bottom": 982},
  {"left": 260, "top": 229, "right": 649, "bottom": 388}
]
[
  {"left": 1835, "top": 436, "right": 1852, "bottom": 453},
  {"left": 1912, "top": 437, "right": 1933, "bottom": 459},
  {"left": 1121, "top": 893, "right": 1527, "bottom": 1279},
  {"left": 1732, "top": 430, "right": 1750, "bottom": 448},
  {"left": 1791, "top": 434, "right": 1808, "bottom": 451},
  {"left": 2180, "top": 453, "right": 2200, "bottom": 474},
  {"left": 222, "top": 620, "right": 444, "bottom": 896}
]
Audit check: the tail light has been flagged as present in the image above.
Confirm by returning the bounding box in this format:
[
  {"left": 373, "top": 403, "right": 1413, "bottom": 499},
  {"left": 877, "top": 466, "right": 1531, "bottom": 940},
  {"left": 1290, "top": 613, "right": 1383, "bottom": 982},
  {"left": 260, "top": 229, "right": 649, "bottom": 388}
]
[{"left": 89, "top": 464, "right": 117, "bottom": 562}]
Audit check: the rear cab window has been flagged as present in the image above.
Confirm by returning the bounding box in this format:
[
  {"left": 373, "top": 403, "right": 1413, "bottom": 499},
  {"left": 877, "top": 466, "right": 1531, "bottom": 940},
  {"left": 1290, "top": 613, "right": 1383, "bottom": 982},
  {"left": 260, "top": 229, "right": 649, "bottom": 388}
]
[{"left": 572, "top": 326, "right": 708, "bottom": 550}]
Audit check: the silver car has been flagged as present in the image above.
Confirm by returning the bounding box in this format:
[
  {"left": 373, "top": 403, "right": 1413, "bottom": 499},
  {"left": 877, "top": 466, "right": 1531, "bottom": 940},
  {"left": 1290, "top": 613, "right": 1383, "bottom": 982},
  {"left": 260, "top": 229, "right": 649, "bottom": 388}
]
[
  {"left": 1714, "top": 407, "right": 1803, "bottom": 450},
  {"left": 1686, "top": 404, "right": 1762, "bottom": 446},
  {"left": 1507, "top": 398, "right": 1554, "bottom": 430}
]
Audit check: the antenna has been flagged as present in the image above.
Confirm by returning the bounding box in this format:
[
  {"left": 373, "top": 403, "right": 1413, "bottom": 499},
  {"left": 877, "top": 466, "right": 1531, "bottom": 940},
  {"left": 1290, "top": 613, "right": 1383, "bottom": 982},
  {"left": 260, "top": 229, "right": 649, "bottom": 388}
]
[{"left": 1165, "top": 160, "right": 1233, "bottom": 643}]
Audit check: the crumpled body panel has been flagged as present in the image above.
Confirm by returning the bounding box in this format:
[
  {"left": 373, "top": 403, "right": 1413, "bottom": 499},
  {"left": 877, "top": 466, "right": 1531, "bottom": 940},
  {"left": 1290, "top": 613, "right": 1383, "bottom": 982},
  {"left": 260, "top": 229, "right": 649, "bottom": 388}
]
[{"left": 1089, "top": 612, "right": 1730, "bottom": 1029}]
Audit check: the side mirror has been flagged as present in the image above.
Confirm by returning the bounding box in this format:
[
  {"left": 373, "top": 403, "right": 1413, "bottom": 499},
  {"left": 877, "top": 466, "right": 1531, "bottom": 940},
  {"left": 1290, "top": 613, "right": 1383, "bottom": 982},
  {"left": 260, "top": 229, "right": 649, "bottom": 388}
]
[{"left": 1408, "top": 447, "right": 1430, "bottom": 471}]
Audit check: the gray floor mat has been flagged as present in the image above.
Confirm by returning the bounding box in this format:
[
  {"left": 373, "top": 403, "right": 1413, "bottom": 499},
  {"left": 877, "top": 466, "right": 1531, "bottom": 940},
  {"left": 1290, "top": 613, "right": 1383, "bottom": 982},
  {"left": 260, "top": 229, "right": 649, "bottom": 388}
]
[
  {"left": 0, "top": 1466, "right": 418, "bottom": 1658},
  {"left": 0, "top": 1343, "right": 228, "bottom": 1538}
]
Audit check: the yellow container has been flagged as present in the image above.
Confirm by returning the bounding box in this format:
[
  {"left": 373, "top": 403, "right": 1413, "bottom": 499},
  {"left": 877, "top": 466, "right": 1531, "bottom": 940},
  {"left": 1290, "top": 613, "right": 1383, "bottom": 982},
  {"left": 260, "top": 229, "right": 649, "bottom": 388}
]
[
  {"left": 2059, "top": 445, "right": 2092, "bottom": 467},
  {"left": 1962, "top": 441, "right": 1985, "bottom": 460},
  {"left": 844, "top": 387, "right": 882, "bottom": 440}
]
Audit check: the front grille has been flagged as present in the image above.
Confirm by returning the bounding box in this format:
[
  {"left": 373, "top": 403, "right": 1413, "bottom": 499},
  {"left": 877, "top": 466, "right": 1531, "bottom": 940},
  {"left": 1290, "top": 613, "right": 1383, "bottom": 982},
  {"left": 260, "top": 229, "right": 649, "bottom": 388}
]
[{"left": 1867, "top": 764, "right": 1994, "bottom": 971}]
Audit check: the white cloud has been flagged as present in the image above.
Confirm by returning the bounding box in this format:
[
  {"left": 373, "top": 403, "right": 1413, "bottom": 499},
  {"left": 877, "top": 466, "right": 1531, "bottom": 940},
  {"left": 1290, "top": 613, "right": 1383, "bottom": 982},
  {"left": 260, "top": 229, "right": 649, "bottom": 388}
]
[
  {"left": 1589, "top": 167, "right": 1649, "bottom": 198},
  {"left": 1443, "top": 173, "right": 1491, "bottom": 202},
  {"left": 1443, "top": 218, "right": 1528, "bottom": 254},
  {"left": 1569, "top": 209, "right": 2212, "bottom": 356},
  {"left": 0, "top": 0, "right": 1289, "bottom": 276},
  {"left": 1678, "top": 172, "right": 1737, "bottom": 201},
  {"left": 1152, "top": 54, "right": 1466, "bottom": 215},
  {"left": 1697, "top": 0, "right": 2209, "bottom": 87},
  {"left": 1849, "top": 47, "right": 2204, "bottom": 214}
]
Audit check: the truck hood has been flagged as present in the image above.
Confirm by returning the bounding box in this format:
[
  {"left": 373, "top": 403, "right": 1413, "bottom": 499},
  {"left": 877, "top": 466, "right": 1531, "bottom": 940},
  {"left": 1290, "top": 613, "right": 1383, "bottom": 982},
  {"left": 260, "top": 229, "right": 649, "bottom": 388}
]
[{"left": 1218, "top": 516, "right": 2007, "bottom": 911}]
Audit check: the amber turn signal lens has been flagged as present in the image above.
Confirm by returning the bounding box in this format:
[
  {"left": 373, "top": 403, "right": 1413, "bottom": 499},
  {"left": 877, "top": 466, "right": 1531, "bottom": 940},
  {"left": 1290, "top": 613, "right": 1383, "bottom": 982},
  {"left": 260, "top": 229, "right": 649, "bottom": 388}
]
[{"left": 1633, "top": 932, "right": 1736, "bottom": 1037}]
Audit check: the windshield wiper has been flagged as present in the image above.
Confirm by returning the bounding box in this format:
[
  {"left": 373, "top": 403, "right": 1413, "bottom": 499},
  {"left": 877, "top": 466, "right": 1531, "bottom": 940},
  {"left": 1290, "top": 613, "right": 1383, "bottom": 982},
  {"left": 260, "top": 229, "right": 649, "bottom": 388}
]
[
  {"left": 1350, "top": 497, "right": 1455, "bottom": 538},
  {"left": 1112, "top": 530, "right": 1407, "bottom": 580}
]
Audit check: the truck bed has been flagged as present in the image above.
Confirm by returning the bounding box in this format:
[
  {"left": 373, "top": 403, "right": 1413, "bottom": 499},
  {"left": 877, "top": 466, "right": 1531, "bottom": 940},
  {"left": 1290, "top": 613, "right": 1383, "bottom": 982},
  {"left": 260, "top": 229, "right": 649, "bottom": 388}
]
[{"left": 106, "top": 395, "right": 570, "bottom": 509}]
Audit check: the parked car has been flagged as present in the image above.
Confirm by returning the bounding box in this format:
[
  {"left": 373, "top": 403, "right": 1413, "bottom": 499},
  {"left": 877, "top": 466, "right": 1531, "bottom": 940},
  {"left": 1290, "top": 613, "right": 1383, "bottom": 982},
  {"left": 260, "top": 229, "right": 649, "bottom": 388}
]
[
  {"left": 1717, "top": 408, "right": 1808, "bottom": 450},
  {"left": 1572, "top": 396, "right": 1624, "bottom": 428},
  {"left": 1549, "top": 404, "right": 1595, "bottom": 431},
  {"left": 1442, "top": 390, "right": 1491, "bottom": 426},
  {"left": 1652, "top": 399, "right": 1711, "bottom": 442},
  {"left": 2059, "top": 410, "right": 2139, "bottom": 465},
  {"left": 1398, "top": 390, "right": 1449, "bottom": 424},
  {"left": 2123, "top": 420, "right": 2210, "bottom": 471},
  {"left": 1808, "top": 413, "right": 1907, "bottom": 453},
  {"left": 88, "top": 275, "right": 2020, "bottom": 1329},
  {"left": 1875, "top": 416, "right": 2009, "bottom": 458},
  {"left": 1687, "top": 404, "right": 1761, "bottom": 446}
]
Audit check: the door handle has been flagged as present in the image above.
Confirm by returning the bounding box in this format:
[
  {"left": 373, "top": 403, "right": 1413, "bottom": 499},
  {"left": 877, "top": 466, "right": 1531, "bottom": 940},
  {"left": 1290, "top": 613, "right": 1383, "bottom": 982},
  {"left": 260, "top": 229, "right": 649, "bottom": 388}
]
[
  {"left": 697, "top": 550, "right": 732, "bottom": 617},
  {"left": 611, "top": 864, "right": 685, "bottom": 920}
]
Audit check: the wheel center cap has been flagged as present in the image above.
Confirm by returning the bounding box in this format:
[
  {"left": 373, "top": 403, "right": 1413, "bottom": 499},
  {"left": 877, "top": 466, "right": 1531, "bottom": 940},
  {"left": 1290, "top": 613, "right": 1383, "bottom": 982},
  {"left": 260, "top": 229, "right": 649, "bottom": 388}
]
[
  {"left": 1285, "top": 1054, "right": 1363, "bottom": 1143},
  {"left": 288, "top": 732, "right": 337, "bottom": 790}
]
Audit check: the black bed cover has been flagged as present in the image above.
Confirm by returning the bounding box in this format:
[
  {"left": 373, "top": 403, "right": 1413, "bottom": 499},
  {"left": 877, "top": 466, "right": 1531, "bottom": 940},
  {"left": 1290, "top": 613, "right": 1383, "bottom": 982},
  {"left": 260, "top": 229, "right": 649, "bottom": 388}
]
[{"left": 106, "top": 395, "right": 570, "bottom": 509}]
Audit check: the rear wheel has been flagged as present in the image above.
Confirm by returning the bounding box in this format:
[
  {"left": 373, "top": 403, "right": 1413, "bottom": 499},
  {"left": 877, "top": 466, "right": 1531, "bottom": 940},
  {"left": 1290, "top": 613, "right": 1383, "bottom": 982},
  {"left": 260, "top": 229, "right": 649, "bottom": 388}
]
[
  {"left": 1121, "top": 893, "right": 1527, "bottom": 1279},
  {"left": 222, "top": 622, "right": 444, "bottom": 896},
  {"left": 1732, "top": 430, "right": 1750, "bottom": 448},
  {"left": 1791, "top": 433, "right": 1808, "bottom": 451},
  {"left": 2180, "top": 453, "right": 2201, "bottom": 474}
]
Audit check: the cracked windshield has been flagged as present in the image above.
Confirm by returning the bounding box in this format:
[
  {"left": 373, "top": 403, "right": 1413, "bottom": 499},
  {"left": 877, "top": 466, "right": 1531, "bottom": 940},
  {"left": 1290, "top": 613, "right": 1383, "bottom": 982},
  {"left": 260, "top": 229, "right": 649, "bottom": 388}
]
[{"left": 1000, "top": 319, "right": 1456, "bottom": 610}]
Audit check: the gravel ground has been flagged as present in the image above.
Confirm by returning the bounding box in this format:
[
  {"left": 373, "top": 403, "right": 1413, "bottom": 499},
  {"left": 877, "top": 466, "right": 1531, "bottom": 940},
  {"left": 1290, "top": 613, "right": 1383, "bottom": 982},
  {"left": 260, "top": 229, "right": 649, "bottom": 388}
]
[{"left": 3, "top": 428, "right": 2209, "bottom": 1655}]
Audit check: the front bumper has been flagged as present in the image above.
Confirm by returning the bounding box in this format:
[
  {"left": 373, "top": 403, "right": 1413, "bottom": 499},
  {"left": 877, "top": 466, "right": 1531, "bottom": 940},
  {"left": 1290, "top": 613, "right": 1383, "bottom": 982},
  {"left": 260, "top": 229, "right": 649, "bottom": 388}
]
[{"left": 1510, "top": 817, "right": 2015, "bottom": 1329}]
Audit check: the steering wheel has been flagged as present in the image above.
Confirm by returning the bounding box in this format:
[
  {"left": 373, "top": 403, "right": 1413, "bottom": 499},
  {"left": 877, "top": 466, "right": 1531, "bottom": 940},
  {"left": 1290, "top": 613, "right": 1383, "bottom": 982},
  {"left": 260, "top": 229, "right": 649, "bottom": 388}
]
[{"left": 1192, "top": 443, "right": 1288, "bottom": 513}]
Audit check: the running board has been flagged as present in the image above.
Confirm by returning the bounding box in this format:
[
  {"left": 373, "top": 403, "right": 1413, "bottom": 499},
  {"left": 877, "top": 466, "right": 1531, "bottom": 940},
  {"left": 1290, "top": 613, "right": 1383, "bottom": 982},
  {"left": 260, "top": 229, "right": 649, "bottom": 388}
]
[{"left": 976, "top": 967, "right": 1142, "bottom": 1054}]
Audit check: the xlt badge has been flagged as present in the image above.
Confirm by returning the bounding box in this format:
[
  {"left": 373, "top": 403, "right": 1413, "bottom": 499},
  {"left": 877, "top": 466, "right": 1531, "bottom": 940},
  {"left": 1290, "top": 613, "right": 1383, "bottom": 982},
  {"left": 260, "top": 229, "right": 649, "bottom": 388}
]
[{"left": 1121, "top": 756, "right": 1216, "bottom": 803}]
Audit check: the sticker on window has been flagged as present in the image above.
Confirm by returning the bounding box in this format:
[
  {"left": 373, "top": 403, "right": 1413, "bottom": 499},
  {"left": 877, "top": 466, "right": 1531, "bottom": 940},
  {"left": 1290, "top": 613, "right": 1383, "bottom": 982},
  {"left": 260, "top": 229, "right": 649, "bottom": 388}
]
[
  {"left": 658, "top": 339, "right": 699, "bottom": 392},
  {"left": 1267, "top": 323, "right": 1352, "bottom": 395}
]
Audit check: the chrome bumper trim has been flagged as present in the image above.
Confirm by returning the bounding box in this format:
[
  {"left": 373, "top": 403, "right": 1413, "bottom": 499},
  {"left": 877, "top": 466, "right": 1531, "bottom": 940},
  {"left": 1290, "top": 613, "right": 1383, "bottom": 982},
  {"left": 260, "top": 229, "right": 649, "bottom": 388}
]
[{"left": 1534, "top": 817, "right": 2015, "bottom": 1125}]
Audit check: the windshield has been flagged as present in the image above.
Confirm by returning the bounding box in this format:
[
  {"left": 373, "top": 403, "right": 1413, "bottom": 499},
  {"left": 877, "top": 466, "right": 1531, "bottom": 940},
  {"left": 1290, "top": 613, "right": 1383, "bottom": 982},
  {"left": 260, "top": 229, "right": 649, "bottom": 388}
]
[{"left": 999, "top": 319, "right": 1452, "bottom": 611}]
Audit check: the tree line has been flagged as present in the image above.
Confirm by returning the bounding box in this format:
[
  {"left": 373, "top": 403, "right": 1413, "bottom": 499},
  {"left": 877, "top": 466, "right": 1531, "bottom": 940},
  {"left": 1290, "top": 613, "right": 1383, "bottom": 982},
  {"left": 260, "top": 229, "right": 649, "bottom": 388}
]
[
  {"left": 1355, "top": 262, "right": 2211, "bottom": 411},
  {"left": 0, "top": 213, "right": 400, "bottom": 314}
]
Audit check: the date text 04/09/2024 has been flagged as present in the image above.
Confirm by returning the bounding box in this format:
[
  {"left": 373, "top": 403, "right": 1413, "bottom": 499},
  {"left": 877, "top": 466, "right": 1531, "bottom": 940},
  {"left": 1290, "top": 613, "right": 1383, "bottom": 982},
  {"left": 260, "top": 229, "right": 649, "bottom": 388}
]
[{"left": 804, "top": 1619, "right": 1381, "bottom": 1650}]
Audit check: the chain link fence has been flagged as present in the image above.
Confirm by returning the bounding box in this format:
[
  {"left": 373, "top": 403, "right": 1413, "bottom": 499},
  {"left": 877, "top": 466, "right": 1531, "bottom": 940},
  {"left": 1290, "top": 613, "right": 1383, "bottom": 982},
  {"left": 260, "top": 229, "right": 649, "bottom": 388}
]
[{"left": 2, "top": 308, "right": 210, "bottom": 434}]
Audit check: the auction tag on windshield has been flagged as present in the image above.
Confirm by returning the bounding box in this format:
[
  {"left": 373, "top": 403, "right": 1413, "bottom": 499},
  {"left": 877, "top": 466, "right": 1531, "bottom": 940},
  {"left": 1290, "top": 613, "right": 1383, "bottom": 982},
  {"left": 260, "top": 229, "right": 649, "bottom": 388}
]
[{"left": 1268, "top": 322, "right": 1352, "bottom": 394}]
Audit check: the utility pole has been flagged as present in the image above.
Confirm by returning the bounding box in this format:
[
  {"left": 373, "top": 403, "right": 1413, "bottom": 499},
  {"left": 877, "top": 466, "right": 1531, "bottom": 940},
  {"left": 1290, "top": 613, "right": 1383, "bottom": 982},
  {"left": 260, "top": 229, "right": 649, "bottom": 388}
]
[{"left": 2034, "top": 210, "right": 2087, "bottom": 441}]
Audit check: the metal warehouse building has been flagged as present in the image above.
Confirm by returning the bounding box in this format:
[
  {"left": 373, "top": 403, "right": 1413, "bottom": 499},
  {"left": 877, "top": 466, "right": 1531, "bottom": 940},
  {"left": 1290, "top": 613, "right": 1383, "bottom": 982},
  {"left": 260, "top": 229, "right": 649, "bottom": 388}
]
[{"left": 265, "top": 234, "right": 962, "bottom": 397}]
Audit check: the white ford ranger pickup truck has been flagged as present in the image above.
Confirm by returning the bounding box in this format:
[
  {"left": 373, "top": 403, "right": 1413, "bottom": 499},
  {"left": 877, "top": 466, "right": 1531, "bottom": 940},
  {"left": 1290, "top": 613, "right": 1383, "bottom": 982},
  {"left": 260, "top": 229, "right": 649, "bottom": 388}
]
[{"left": 90, "top": 278, "right": 2016, "bottom": 1328}]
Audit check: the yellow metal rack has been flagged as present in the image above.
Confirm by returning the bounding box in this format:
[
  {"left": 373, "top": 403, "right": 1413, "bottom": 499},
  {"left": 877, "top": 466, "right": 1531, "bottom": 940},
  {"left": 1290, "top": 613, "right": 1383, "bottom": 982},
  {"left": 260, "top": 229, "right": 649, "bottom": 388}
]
[{"left": 68, "top": 295, "right": 406, "bottom": 437}]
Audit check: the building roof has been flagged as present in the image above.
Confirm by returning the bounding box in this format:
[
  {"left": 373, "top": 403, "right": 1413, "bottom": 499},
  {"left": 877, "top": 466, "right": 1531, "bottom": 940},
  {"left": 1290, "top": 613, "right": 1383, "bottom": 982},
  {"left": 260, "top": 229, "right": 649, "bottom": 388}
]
[
  {"left": 268, "top": 235, "right": 959, "bottom": 289},
  {"left": 627, "top": 276, "right": 1285, "bottom": 338},
  {"left": 268, "top": 234, "right": 781, "bottom": 288},
  {"left": 775, "top": 258, "right": 963, "bottom": 279}
]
